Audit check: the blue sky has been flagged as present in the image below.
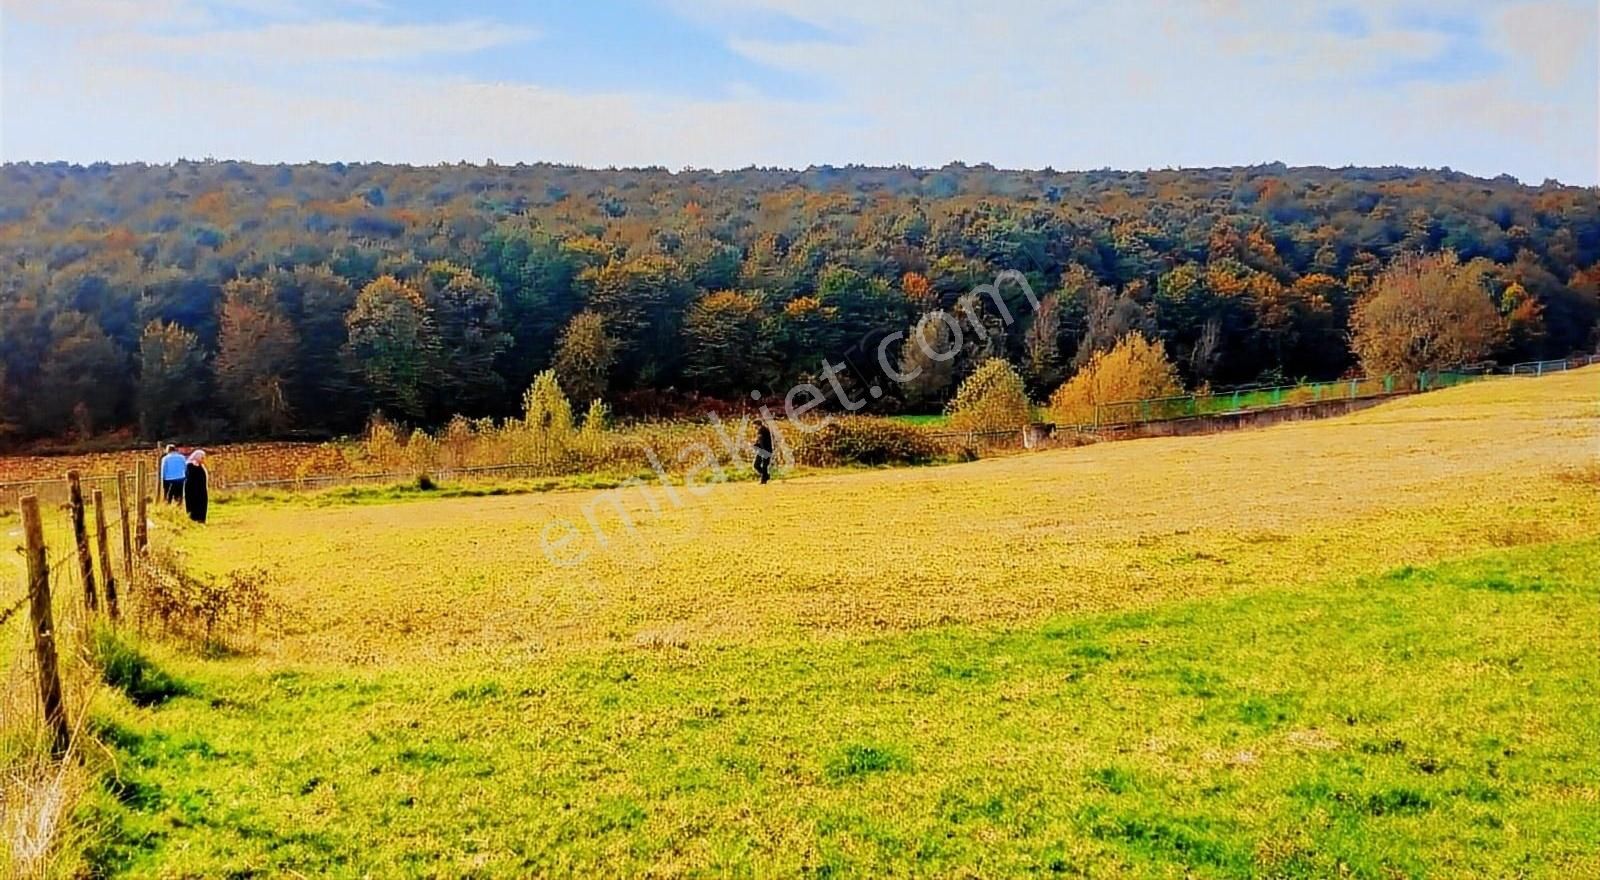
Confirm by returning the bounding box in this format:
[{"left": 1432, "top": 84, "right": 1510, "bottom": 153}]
[{"left": 3, "top": 0, "right": 1595, "bottom": 183}]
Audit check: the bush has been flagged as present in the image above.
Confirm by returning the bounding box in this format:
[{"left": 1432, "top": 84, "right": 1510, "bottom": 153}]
[
  {"left": 793, "top": 417, "right": 946, "bottom": 467},
  {"left": 945, "top": 358, "right": 1031, "bottom": 434},
  {"left": 134, "top": 548, "right": 284, "bottom": 653},
  {"left": 1049, "top": 332, "right": 1183, "bottom": 425}
]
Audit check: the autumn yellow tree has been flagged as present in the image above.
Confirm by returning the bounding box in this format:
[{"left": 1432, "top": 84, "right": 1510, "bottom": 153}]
[
  {"left": 1049, "top": 332, "right": 1182, "bottom": 425},
  {"left": 519, "top": 368, "right": 575, "bottom": 466},
  {"left": 946, "top": 358, "right": 1031, "bottom": 433},
  {"left": 1497, "top": 282, "right": 1547, "bottom": 362},
  {"left": 1350, "top": 252, "right": 1504, "bottom": 373},
  {"left": 552, "top": 310, "right": 618, "bottom": 407}
]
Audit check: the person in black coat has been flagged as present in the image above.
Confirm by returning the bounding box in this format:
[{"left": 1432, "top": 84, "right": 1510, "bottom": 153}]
[
  {"left": 183, "top": 449, "right": 209, "bottom": 523},
  {"left": 752, "top": 419, "right": 773, "bottom": 485}
]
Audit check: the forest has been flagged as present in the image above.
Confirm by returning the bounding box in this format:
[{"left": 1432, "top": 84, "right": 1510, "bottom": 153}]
[{"left": 0, "top": 160, "right": 1595, "bottom": 445}]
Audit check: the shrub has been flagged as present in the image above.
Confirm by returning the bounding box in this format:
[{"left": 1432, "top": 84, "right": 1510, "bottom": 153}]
[
  {"left": 1049, "top": 332, "right": 1183, "bottom": 425},
  {"left": 793, "top": 417, "right": 946, "bottom": 467},
  {"left": 133, "top": 548, "right": 284, "bottom": 654},
  {"left": 516, "top": 370, "right": 575, "bottom": 467},
  {"left": 576, "top": 399, "right": 612, "bottom": 464},
  {"left": 361, "top": 415, "right": 405, "bottom": 471},
  {"left": 945, "top": 358, "right": 1031, "bottom": 434}
]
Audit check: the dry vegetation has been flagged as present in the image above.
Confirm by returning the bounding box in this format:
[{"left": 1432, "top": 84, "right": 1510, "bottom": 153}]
[{"left": 172, "top": 370, "right": 1598, "bottom": 665}]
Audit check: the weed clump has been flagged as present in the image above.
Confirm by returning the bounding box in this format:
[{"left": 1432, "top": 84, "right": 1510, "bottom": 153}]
[
  {"left": 826, "top": 743, "right": 911, "bottom": 780},
  {"left": 134, "top": 548, "right": 285, "bottom": 654}
]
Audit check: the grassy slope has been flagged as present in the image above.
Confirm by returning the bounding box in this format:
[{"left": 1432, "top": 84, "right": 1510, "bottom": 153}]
[
  {"left": 66, "top": 371, "right": 1600, "bottom": 877},
  {"left": 83, "top": 542, "right": 1600, "bottom": 878}
]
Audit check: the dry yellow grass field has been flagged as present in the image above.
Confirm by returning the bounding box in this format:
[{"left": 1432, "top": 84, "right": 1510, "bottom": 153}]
[{"left": 175, "top": 369, "right": 1599, "bottom": 665}]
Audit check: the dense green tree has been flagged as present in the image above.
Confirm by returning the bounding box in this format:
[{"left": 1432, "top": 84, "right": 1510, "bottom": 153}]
[
  {"left": 580, "top": 255, "right": 693, "bottom": 384},
  {"left": 682, "top": 291, "right": 774, "bottom": 396},
  {"left": 38, "top": 311, "right": 126, "bottom": 436},
  {"left": 421, "top": 261, "right": 511, "bottom": 416},
  {"left": 271, "top": 265, "right": 359, "bottom": 429},
  {"left": 898, "top": 311, "right": 960, "bottom": 407},
  {"left": 1022, "top": 293, "right": 1064, "bottom": 394},
  {"left": 346, "top": 276, "right": 436, "bottom": 420},
  {"left": 478, "top": 227, "right": 582, "bottom": 393},
  {"left": 137, "top": 320, "right": 207, "bottom": 439}
]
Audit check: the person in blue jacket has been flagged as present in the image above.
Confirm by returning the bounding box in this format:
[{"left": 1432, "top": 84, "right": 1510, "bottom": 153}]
[{"left": 160, "top": 444, "right": 188, "bottom": 503}]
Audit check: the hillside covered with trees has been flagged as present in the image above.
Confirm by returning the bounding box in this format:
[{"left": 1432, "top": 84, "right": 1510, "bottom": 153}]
[{"left": 1, "top": 160, "right": 1595, "bottom": 445}]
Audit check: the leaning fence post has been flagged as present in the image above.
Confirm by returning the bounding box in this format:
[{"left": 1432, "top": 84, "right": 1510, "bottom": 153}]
[
  {"left": 135, "top": 463, "right": 149, "bottom": 553},
  {"left": 22, "top": 495, "right": 71, "bottom": 758},
  {"left": 94, "top": 488, "right": 119, "bottom": 622},
  {"left": 67, "top": 471, "right": 98, "bottom": 614},
  {"left": 117, "top": 471, "right": 134, "bottom": 584}
]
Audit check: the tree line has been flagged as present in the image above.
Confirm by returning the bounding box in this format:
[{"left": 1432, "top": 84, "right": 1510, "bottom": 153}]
[{"left": 0, "top": 160, "right": 1595, "bottom": 444}]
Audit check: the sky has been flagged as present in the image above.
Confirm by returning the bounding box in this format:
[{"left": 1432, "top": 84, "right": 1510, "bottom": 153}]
[{"left": 2, "top": 0, "right": 1596, "bottom": 184}]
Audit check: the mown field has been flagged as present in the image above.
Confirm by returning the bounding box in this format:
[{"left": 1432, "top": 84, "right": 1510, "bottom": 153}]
[{"left": 33, "top": 371, "right": 1600, "bottom": 876}]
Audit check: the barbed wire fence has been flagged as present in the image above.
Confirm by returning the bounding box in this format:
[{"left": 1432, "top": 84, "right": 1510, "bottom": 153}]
[{"left": 3, "top": 469, "right": 144, "bottom": 768}]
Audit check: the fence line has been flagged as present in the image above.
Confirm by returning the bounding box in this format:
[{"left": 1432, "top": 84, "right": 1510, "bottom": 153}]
[
  {"left": 1507, "top": 354, "right": 1600, "bottom": 376},
  {"left": 1086, "top": 367, "right": 1488, "bottom": 429},
  {"left": 4, "top": 478, "right": 142, "bottom": 764}
]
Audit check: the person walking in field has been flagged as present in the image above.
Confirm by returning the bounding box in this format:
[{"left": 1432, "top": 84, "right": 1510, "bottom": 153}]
[
  {"left": 752, "top": 418, "right": 774, "bottom": 485},
  {"left": 160, "top": 444, "right": 187, "bottom": 503},
  {"left": 183, "top": 449, "right": 209, "bottom": 523}
]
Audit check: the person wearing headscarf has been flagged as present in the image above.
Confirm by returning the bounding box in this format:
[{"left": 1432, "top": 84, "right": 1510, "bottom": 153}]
[{"left": 183, "top": 449, "right": 209, "bottom": 524}]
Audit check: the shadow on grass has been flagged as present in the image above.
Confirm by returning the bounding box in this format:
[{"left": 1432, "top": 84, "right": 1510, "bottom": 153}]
[{"left": 92, "top": 629, "right": 191, "bottom": 708}]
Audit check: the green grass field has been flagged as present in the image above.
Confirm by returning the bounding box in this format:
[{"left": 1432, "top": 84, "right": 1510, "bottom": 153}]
[
  {"left": 889, "top": 413, "right": 949, "bottom": 427},
  {"left": 33, "top": 371, "right": 1600, "bottom": 877}
]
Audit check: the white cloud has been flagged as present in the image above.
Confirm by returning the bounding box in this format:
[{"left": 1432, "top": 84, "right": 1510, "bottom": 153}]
[
  {"left": 2, "top": 57, "right": 835, "bottom": 168},
  {"left": 1498, "top": 0, "right": 1596, "bottom": 87},
  {"left": 2, "top": 0, "right": 1595, "bottom": 183},
  {"left": 3, "top": 0, "right": 204, "bottom": 29},
  {"left": 104, "top": 20, "right": 536, "bottom": 64}
]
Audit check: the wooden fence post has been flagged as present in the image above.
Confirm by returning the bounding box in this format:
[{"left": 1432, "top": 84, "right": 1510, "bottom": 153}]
[
  {"left": 135, "top": 463, "right": 149, "bottom": 553},
  {"left": 94, "top": 488, "right": 119, "bottom": 622},
  {"left": 21, "top": 495, "right": 70, "bottom": 758},
  {"left": 66, "top": 470, "right": 98, "bottom": 614},
  {"left": 117, "top": 471, "right": 133, "bottom": 583}
]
